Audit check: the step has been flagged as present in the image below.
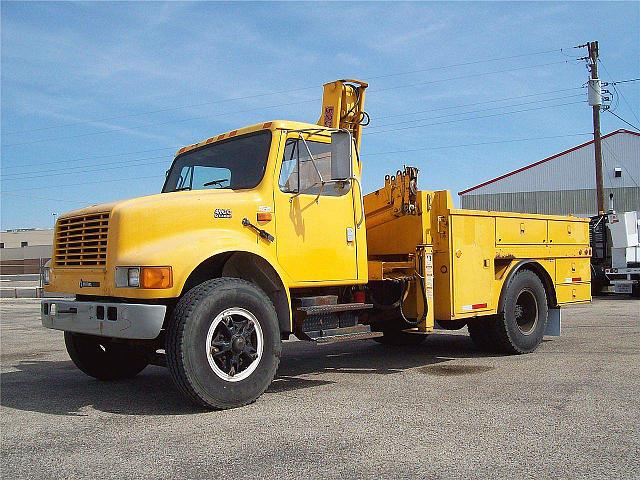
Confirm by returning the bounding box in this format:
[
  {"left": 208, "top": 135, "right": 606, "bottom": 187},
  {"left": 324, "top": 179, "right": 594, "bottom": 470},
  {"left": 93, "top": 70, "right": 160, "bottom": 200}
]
[
  {"left": 297, "top": 302, "right": 373, "bottom": 315},
  {"left": 305, "top": 324, "right": 383, "bottom": 344},
  {"left": 294, "top": 295, "right": 338, "bottom": 307}
]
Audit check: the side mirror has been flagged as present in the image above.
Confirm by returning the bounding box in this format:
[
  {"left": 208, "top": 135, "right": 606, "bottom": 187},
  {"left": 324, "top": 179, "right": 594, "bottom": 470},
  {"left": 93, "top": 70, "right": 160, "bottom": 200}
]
[{"left": 330, "top": 131, "right": 352, "bottom": 181}]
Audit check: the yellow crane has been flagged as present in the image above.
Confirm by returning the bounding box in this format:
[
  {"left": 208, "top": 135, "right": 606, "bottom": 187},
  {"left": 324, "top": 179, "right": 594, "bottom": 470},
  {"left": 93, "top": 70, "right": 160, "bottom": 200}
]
[{"left": 42, "top": 79, "right": 591, "bottom": 409}]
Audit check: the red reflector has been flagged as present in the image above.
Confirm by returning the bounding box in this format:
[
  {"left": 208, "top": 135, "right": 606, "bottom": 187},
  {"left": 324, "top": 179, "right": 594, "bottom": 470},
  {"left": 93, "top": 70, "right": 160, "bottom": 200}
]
[
  {"left": 572, "top": 277, "right": 581, "bottom": 282},
  {"left": 472, "top": 303, "right": 487, "bottom": 309},
  {"left": 257, "top": 212, "right": 272, "bottom": 222}
]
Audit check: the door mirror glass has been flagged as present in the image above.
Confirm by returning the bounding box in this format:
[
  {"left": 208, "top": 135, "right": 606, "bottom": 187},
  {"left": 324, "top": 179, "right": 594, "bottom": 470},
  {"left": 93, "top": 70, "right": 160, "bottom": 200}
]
[{"left": 330, "top": 131, "right": 352, "bottom": 181}]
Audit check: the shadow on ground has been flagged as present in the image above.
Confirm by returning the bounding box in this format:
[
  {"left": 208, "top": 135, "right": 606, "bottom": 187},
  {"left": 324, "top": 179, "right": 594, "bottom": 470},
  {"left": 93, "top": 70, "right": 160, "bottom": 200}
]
[{"left": 1, "top": 332, "right": 496, "bottom": 417}]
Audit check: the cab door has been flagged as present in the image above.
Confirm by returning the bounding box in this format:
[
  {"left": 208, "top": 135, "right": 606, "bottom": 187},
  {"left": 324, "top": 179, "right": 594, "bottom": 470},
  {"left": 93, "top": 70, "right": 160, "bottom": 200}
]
[{"left": 273, "top": 133, "right": 358, "bottom": 283}]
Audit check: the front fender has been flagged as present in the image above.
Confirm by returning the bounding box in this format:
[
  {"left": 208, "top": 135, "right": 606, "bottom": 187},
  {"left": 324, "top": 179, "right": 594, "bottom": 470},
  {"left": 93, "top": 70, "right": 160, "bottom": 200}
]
[{"left": 112, "top": 227, "right": 290, "bottom": 299}]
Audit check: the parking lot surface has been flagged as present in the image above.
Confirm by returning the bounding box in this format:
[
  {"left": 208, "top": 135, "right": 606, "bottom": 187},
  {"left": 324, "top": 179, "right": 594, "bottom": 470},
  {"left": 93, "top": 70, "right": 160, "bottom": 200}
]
[{"left": 1, "top": 297, "right": 638, "bottom": 479}]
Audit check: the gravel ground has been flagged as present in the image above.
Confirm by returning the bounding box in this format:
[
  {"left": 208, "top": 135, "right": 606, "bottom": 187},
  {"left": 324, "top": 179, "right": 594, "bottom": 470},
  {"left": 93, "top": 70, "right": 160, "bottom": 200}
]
[{"left": 1, "top": 297, "right": 638, "bottom": 479}]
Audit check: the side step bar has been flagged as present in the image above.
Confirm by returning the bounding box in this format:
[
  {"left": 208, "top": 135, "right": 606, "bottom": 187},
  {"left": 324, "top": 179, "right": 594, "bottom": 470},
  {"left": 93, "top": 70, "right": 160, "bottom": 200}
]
[
  {"left": 298, "top": 302, "right": 373, "bottom": 315},
  {"left": 304, "top": 324, "right": 383, "bottom": 345}
]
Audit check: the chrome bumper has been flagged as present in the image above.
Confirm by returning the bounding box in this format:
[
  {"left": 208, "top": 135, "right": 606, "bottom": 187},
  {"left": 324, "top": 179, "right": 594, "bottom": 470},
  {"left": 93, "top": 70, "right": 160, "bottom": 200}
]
[{"left": 41, "top": 299, "right": 166, "bottom": 339}]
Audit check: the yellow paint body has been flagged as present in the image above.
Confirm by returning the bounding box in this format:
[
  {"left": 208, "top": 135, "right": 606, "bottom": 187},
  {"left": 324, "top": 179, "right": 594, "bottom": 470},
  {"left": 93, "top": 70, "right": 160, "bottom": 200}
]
[
  {"left": 364, "top": 175, "right": 591, "bottom": 332},
  {"left": 46, "top": 80, "right": 591, "bottom": 333}
]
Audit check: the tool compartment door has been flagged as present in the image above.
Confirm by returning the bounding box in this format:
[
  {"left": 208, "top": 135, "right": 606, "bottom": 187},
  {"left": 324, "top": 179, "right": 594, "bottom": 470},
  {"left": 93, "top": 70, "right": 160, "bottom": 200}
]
[
  {"left": 548, "top": 220, "right": 590, "bottom": 245},
  {"left": 556, "top": 258, "right": 591, "bottom": 284},
  {"left": 451, "top": 215, "right": 495, "bottom": 315},
  {"left": 496, "top": 217, "right": 547, "bottom": 245},
  {"left": 273, "top": 134, "right": 358, "bottom": 283}
]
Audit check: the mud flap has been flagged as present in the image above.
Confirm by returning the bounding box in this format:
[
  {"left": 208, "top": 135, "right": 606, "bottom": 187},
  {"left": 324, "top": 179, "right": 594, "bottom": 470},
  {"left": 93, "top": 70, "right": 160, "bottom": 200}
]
[{"left": 545, "top": 308, "right": 561, "bottom": 336}]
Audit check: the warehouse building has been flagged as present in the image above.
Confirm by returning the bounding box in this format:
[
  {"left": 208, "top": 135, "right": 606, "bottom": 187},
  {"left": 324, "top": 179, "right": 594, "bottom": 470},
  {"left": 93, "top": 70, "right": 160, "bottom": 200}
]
[
  {"left": 0, "top": 228, "right": 53, "bottom": 274},
  {"left": 459, "top": 129, "right": 639, "bottom": 217}
]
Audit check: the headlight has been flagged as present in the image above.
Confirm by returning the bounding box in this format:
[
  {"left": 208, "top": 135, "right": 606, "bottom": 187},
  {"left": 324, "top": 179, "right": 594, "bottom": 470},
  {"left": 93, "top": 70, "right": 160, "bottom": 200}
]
[
  {"left": 42, "top": 267, "right": 51, "bottom": 285},
  {"left": 115, "top": 266, "right": 172, "bottom": 289}
]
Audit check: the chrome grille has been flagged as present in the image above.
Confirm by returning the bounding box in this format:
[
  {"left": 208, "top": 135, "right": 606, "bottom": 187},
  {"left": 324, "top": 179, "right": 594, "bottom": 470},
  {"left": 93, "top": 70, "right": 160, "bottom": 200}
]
[{"left": 55, "top": 212, "right": 110, "bottom": 267}]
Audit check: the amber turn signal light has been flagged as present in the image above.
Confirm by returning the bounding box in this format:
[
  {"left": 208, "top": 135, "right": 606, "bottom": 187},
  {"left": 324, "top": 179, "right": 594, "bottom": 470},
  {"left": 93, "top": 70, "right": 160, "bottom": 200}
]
[
  {"left": 257, "top": 212, "right": 272, "bottom": 222},
  {"left": 140, "top": 267, "right": 173, "bottom": 289}
]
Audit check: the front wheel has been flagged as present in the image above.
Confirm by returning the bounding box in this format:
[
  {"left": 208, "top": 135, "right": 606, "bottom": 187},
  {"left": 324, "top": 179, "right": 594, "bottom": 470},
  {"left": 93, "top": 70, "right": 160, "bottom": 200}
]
[
  {"left": 64, "top": 332, "right": 149, "bottom": 380},
  {"left": 166, "top": 278, "right": 281, "bottom": 410}
]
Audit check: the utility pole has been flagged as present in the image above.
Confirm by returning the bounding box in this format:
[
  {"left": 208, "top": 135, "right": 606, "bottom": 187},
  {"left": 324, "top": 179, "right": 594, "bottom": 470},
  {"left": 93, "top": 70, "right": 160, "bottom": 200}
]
[{"left": 580, "top": 41, "right": 605, "bottom": 215}]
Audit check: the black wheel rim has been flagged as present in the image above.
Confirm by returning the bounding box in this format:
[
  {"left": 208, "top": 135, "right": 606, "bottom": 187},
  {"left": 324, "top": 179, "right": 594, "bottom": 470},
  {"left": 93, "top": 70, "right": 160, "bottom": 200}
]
[
  {"left": 514, "top": 289, "right": 538, "bottom": 335},
  {"left": 206, "top": 308, "right": 263, "bottom": 382}
]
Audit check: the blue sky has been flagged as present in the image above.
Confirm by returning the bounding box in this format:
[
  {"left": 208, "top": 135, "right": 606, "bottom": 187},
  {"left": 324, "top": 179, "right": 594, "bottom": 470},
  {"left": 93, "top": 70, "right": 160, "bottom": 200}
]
[{"left": 1, "top": 1, "right": 638, "bottom": 229}]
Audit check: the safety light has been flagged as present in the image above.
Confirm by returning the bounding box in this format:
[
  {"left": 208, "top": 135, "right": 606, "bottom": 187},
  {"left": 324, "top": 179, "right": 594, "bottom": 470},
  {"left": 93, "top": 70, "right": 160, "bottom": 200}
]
[
  {"left": 257, "top": 212, "right": 272, "bottom": 222},
  {"left": 115, "top": 266, "right": 172, "bottom": 289},
  {"left": 140, "top": 267, "right": 173, "bottom": 289}
]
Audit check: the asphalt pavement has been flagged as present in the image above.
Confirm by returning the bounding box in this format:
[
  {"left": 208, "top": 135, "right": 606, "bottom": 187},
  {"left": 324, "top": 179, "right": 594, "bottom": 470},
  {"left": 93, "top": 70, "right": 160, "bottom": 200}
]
[{"left": 1, "top": 297, "right": 638, "bottom": 479}]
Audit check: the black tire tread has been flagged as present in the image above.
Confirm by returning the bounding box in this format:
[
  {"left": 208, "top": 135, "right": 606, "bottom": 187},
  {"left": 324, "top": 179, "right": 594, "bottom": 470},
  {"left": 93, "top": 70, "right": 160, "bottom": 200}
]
[
  {"left": 166, "top": 277, "right": 280, "bottom": 410},
  {"left": 64, "top": 332, "right": 149, "bottom": 380}
]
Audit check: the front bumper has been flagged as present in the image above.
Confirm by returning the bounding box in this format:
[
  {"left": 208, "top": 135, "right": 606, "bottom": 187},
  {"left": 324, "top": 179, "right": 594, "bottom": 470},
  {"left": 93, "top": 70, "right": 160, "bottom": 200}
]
[{"left": 41, "top": 299, "right": 166, "bottom": 339}]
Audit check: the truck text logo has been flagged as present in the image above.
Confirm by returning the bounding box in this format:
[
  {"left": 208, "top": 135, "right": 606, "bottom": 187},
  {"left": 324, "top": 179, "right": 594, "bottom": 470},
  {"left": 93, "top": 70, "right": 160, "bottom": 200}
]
[{"left": 214, "top": 209, "right": 232, "bottom": 219}]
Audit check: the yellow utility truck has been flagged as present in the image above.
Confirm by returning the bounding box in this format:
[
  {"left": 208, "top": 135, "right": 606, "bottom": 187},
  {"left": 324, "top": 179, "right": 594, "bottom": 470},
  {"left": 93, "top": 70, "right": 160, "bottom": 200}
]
[{"left": 42, "top": 80, "right": 591, "bottom": 409}]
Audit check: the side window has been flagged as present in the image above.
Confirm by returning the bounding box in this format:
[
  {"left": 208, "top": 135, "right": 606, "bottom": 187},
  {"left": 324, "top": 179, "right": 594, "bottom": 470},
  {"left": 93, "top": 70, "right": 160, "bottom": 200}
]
[{"left": 278, "top": 138, "right": 348, "bottom": 196}]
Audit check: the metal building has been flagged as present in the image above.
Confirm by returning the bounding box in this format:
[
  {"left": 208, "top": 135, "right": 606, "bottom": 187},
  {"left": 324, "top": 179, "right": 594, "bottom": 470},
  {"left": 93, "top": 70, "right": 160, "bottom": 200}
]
[{"left": 459, "top": 129, "right": 640, "bottom": 217}]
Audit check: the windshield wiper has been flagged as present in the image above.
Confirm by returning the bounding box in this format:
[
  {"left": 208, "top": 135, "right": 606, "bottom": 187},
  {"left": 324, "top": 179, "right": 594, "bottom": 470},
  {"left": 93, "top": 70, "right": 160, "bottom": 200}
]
[
  {"left": 203, "top": 179, "right": 229, "bottom": 187},
  {"left": 174, "top": 186, "right": 192, "bottom": 192}
]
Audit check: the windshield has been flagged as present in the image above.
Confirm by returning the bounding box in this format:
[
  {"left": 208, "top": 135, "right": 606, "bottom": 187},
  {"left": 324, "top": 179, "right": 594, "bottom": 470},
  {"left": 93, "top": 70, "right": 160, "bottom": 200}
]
[{"left": 162, "top": 130, "right": 271, "bottom": 192}]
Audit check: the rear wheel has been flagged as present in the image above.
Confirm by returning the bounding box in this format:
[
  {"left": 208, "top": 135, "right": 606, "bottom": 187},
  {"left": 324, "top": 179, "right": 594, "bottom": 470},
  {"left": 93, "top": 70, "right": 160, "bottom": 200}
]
[
  {"left": 468, "top": 270, "right": 548, "bottom": 354},
  {"left": 166, "top": 278, "right": 281, "bottom": 410},
  {"left": 64, "top": 332, "right": 149, "bottom": 380}
]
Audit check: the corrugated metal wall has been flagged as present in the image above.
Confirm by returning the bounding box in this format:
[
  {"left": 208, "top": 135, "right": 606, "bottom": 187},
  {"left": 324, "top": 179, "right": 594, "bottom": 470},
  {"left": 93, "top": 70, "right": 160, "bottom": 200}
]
[
  {"left": 460, "top": 131, "right": 640, "bottom": 216},
  {"left": 461, "top": 186, "right": 640, "bottom": 217}
]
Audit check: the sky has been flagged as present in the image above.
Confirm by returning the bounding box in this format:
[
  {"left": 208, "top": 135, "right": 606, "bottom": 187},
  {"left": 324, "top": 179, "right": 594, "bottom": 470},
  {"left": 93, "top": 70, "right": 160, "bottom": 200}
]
[{"left": 1, "top": 1, "right": 638, "bottom": 230}]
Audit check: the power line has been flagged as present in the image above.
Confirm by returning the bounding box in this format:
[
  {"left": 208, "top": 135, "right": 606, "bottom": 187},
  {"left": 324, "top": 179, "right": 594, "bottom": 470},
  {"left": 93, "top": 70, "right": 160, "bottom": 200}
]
[
  {"left": 1, "top": 98, "right": 319, "bottom": 148},
  {"left": 607, "top": 110, "right": 640, "bottom": 132},
  {"left": 372, "top": 60, "right": 574, "bottom": 93},
  {"left": 1, "top": 146, "right": 177, "bottom": 171},
  {"left": 364, "top": 133, "right": 593, "bottom": 156},
  {"left": 0, "top": 192, "right": 89, "bottom": 205},
  {"left": 3, "top": 47, "right": 570, "bottom": 136},
  {"left": 1, "top": 155, "right": 168, "bottom": 180},
  {"left": 2, "top": 174, "right": 162, "bottom": 193},
  {"left": 375, "top": 87, "right": 584, "bottom": 119},
  {"left": 2, "top": 86, "right": 586, "bottom": 173},
  {"left": 1, "top": 132, "right": 593, "bottom": 193},
  {"left": 365, "top": 101, "right": 586, "bottom": 136},
  {"left": 598, "top": 60, "right": 640, "bottom": 125},
  {"left": 369, "top": 94, "right": 585, "bottom": 129},
  {"left": 612, "top": 78, "right": 640, "bottom": 85},
  {"left": 2, "top": 60, "right": 576, "bottom": 149}
]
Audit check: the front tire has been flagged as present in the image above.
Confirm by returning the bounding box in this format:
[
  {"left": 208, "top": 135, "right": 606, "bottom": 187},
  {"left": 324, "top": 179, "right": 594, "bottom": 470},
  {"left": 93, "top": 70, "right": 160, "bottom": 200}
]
[
  {"left": 64, "top": 332, "right": 149, "bottom": 380},
  {"left": 166, "top": 278, "right": 281, "bottom": 410}
]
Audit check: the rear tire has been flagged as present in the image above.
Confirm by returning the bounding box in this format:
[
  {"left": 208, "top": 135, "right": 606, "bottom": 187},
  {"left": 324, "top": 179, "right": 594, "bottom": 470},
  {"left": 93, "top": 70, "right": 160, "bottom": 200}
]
[
  {"left": 64, "top": 332, "right": 149, "bottom": 380},
  {"left": 166, "top": 278, "right": 281, "bottom": 410},
  {"left": 468, "top": 270, "right": 548, "bottom": 354}
]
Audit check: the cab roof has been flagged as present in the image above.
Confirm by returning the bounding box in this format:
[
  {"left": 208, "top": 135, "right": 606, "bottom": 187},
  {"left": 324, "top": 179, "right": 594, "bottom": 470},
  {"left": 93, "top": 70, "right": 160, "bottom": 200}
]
[{"left": 174, "top": 120, "right": 327, "bottom": 157}]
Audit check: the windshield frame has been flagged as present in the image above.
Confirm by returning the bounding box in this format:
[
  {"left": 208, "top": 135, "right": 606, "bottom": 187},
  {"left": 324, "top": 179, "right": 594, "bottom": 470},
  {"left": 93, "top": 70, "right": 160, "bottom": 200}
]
[{"left": 162, "top": 129, "right": 272, "bottom": 193}]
